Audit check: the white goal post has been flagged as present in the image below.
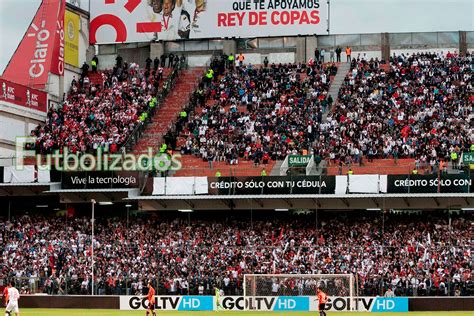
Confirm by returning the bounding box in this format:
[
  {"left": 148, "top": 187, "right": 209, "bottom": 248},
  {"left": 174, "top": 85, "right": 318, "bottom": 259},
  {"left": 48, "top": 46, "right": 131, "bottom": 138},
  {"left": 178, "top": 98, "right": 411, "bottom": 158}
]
[{"left": 243, "top": 274, "right": 357, "bottom": 311}]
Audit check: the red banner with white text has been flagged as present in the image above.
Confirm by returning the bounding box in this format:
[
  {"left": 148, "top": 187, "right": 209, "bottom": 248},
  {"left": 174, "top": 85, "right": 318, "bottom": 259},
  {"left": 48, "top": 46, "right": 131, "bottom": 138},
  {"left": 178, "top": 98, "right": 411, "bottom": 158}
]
[
  {"left": 51, "top": 0, "right": 66, "bottom": 75},
  {"left": 1, "top": 0, "right": 65, "bottom": 88},
  {"left": 90, "top": 0, "right": 328, "bottom": 43},
  {"left": 0, "top": 78, "right": 48, "bottom": 113}
]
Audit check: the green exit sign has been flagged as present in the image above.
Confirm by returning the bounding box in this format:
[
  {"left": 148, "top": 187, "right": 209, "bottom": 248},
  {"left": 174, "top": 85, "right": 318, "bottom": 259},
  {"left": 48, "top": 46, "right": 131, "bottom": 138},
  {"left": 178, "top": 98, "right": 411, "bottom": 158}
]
[
  {"left": 288, "top": 155, "right": 312, "bottom": 167},
  {"left": 462, "top": 152, "right": 474, "bottom": 164}
]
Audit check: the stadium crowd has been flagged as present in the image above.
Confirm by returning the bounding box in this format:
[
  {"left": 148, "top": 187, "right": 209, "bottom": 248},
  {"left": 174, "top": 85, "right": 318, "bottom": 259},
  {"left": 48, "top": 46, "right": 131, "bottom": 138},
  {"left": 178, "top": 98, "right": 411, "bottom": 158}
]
[
  {"left": 170, "top": 57, "right": 337, "bottom": 164},
  {"left": 1, "top": 211, "right": 471, "bottom": 297},
  {"left": 27, "top": 51, "right": 472, "bottom": 168},
  {"left": 169, "top": 52, "right": 472, "bottom": 170},
  {"left": 317, "top": 52, "right": 473, "bottom": 167},
  {"left": 30, "top": 58, "right": 165, "bottom": 154}
]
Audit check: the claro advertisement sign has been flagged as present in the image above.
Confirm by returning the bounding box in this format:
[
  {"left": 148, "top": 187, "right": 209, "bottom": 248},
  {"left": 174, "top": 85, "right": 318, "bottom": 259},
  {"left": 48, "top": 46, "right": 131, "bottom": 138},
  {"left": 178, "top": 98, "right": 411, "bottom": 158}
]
[
  {"left": 119, "top": 296, "right": 408, "bottom": 312},
  {"left": 1, "top": 0, "right": 65, "bottom": 89},
  {"left": 90, "top": 0, "right": 328, "bottom": 43}
]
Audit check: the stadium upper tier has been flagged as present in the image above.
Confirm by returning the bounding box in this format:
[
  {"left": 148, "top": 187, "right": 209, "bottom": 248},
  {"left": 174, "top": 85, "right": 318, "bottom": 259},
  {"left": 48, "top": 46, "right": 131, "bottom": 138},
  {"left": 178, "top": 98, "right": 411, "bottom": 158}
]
[
  {"left": 329, "top": 52, "right": 473, "bottom": 163},
  {"left": 168, "top": 60, "right": 337, "bottom": 164},
  {"left": 30, "top": 62, "right": 170, "bottom": 154},
  {"left": 1, "top": 211, "right": 471, "bottom": 297},
  {"left": 170, "top": 53, "right": 472, "bottom": 172},
  {"left": 28, "top": 52, "right": 473, "bottom": 176}
]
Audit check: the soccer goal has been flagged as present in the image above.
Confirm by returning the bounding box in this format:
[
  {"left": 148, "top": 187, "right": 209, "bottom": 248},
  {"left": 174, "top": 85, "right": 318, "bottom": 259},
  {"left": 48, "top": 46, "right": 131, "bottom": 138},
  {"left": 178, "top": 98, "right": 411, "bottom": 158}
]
[{"left": 243, "top": 274, "right": 357, "bottom": 311}]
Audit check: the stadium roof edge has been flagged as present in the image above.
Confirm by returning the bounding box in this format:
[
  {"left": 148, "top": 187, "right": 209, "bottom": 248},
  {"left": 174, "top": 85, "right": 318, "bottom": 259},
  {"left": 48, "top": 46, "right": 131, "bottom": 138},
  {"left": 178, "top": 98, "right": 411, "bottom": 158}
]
[
  {"left": 46, "top": 188, "right": 139, "bottom": 193},
  {"left": 0, "top": 182, "right": 60, "bottom": 187},
  {"left": 131, "top": 193, "right": 474, "bottom": 211},
  {"left": 127, "top": 193, "right": 474, "bottom": 200}
]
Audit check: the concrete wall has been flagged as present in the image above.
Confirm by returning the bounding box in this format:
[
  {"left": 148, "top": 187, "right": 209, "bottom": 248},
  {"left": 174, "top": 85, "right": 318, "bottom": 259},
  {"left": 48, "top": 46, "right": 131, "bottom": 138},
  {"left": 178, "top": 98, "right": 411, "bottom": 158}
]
[
  {"left": 0, "top": 101, "right": 45, "bottom": 158},
  {"left": 50, "top": 6, "right": 92, "bottom": 99},
  {"left": 97, "top": 54, "right": 117, "bottom": 70},
  {"left": 241, "top": 52, "right": 296, "bottom": 65},
  {"left": 16, "top": 295, "right": 474, "bottom": 311},
  {"left": 409, "top": 297, "right": 474, "bottom": 311},
  {"left": 21, "top": 295, "right": 118, "bottom": 309},
  {"left": 79, "top": 14, "right": 93, "bottom": 67},
  {"left": 97, "top": 30, "right": 472, "bottom": 67},
  {"left": 187, "top": 55, "right": 213, "bottom": 67},
  {"left": 330, "top": 0, "right": 473, "bottom": 35}
]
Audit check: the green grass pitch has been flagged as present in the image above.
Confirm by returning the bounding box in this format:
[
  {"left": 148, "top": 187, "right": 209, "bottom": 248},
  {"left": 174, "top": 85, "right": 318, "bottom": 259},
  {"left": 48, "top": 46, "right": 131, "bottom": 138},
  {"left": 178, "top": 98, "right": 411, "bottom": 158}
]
[{"left": 19, "top": 310, "right": 474, "bottom": 316}]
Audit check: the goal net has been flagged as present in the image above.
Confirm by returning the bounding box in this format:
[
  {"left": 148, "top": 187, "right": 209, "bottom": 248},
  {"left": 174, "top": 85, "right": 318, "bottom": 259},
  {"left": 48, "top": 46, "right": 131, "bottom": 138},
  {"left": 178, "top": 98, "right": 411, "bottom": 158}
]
[{"left": 243, "top": 274, "right": 356, "bottom": 311}]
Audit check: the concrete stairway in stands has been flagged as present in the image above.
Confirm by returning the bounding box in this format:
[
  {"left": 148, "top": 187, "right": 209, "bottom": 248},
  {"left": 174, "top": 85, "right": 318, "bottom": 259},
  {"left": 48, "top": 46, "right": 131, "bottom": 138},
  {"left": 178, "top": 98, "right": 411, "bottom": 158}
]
[
  {"left": 132, "top": 68, "right": 204, "bottom": 155},
  {"left": 325, "top": 61, "right": 351, "bottom": 119},
  {"left": 87, "top": 72, "right": 103, "bottom": 86},
  {"left": 269, "top": 160, "right": 284, "bottom": 176}
]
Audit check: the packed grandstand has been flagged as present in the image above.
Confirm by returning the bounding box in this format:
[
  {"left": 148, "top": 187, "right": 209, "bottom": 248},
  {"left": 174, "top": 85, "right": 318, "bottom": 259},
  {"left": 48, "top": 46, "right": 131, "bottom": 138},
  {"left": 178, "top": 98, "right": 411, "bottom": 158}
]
[
  {"left": 1, "top": 210, "right": 472, "bottom": 297},
  {"left": 29, "top": 52, "right": 473, "bottom": 173},
  {"left": 3, "top": 50, "right": 473, "bottom": 299},
  {"left": 0, "top": 1, "right": 473, "bottom": 315}
]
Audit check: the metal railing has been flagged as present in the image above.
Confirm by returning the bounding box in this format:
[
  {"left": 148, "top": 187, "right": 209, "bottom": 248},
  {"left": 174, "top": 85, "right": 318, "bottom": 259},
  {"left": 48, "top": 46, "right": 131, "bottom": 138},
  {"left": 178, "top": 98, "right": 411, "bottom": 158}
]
[
  {"left": 4, "top": 261, "right": 472, "bottom": 297},
  {"left": 122, "top": 61, "right": 185, "bottom": 154},
  {"left": 1, "top": 156, "right": 472, "bottom": 176},
  {"left": 160, "top": 160, "right": 473, "bottom": 176}
]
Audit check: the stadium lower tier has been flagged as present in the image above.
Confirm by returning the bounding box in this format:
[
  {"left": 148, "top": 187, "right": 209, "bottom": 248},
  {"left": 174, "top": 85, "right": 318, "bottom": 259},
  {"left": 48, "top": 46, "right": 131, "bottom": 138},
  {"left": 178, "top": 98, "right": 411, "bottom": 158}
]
[{"left": 0, "top": 210, "right": 471, "bottom": 297}]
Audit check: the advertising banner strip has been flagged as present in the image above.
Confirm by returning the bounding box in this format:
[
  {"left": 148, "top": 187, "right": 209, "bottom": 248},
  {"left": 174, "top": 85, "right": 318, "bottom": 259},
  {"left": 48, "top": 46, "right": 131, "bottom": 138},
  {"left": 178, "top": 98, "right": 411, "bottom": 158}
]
[
  {"left": 208, "top": 175, "right": 336, "bottom": 195},
  {"left": 61, "top": 171, "right": 140, "bottom": 189},
  {"left": 387, "top": 174, "right": 474, "bottom": 194},
  {"left": 50, "top": 0, "right": 66, "bottom": 75},
  {"left": 90, "top": 0, "right": 328, "bottom": 44},
  {"left": 149, "top": 174, "right": 474, "bottom": 196},
  {"left": 64, "top": 9, "right": 80, "bottom": 67},
  {"left": 119, "top": 296, "right": 408, "bottom": 312},
  {"left": 0, "top": 78, "right": 48, "bottom": 112},
  {"left": 1, "top": 0, "right": 65, "bottom": 88}
]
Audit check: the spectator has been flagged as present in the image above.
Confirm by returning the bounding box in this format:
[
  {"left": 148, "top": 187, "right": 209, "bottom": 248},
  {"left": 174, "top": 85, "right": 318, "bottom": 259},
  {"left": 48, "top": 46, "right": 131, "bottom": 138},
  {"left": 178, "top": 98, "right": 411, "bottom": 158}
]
[
  {"left": 80, "top": 62, "right": 89, "bottom": 79},
  {"left": 384, "top": 288, "right": 395, "bottom": 297},
  {"left": 145, "top": 57, "right": 152, "bottom": 70},
  {"left": 345, "top": 46, "right": 351, "bottom": 62},
  {"left": 91, "top": 55, "right": 99, "bottom": 73},
  {"left": 180, "top": 55, "right": 186, "bottom": 68},
  {"left": 0, "top": 211, "right": 471, "bottom": 296},
  {"left": 173, "top": 55, "right": 180, "bottom": 67},
  {"left": 227, "top": 54, "right": 235, "bottom": 69},
  {"left": 330, "top": 48, "right": 335, "bottom": 63},
  {"left": 237, "top": 53, "right": 245, "bottom": 67},
  {"left": 315, "top": 48, "right": 320, "bottom": 62},
  {"left": 160, "top": 53, "right": 167, "bottom": 67},
  {"left": 336, "top": 46, "right": 342, "bottom": 62},
  {"left": 116, "top": 55, "right": 123, "bottom": 68}
]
